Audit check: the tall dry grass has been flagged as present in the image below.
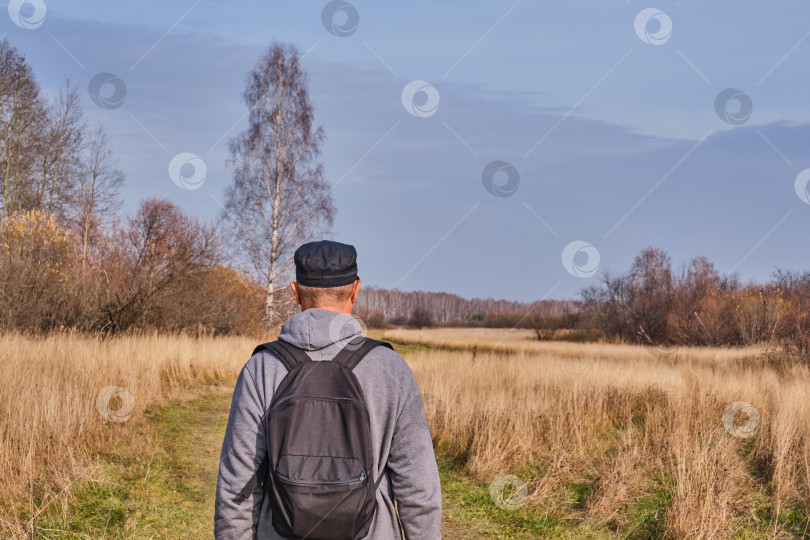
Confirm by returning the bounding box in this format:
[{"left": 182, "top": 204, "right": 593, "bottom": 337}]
[
  {"left": 387, "top": 328, "right": 810, "bottom": 538},
  {"left": 0, "top": 332, "right": 258, "bottom": 536},
  {"left": 3, "top": 328, "right": 809, "bottom": 538}
]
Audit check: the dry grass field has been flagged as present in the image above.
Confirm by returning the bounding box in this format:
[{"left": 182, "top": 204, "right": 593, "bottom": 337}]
[
  {"left": 383, "top": 328, "right": 810, "bottom": 538},
  {"left": 1, "top": 328, "right": 809, "bottom": 538},
  {"left": 0, "top": 332, "right": 258, "bottom": 537}
]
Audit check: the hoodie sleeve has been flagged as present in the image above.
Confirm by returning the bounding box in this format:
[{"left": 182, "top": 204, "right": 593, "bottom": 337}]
[
  {"left": 215, "top": 363, "right": 267, "bottom": 540},
  {"left": 386, "top": 371, "right": 443, "bottom": 539}
]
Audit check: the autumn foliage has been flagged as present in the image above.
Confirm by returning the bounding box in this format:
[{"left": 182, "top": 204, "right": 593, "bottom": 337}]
[
  {"left": 0, "top": 201, "right": 265, "bottom": 335},
  {"left": 577, "top": 247, "right": 810, "bottom": 361}
]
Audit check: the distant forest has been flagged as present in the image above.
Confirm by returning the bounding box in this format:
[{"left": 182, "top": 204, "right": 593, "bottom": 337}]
[
  {"left": 353, "top": 286, "right": 575, "bottom": 329},
  {"left": 356, "top": 247, "right": 810, "bottom": 360}
]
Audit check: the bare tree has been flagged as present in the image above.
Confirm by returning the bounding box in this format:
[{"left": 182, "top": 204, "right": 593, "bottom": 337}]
[
  {"left": 0, "top": 39, "right": 48, "bottom": 219},
  {"left": 223, "top": 42, "right": 335, "bottom": 328},
  {"left": 36, "top": 78, "right": 86, "bottom": 220},
  {"left": 629, "top": 246, "right": 673, "bottom": 343},
  {"left": 74, "top": 124, "right": 124, "bottom": 263},
  {"left": 101, "top": 198, "right": 220, "bottom": 333},
  {"left": 407, "top": 306, "right": 434, "bottom": 329}
]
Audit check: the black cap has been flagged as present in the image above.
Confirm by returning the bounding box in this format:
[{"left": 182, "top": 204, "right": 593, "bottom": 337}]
[{"left": 294, "top": 240, "right": 359, "bottom": 288}]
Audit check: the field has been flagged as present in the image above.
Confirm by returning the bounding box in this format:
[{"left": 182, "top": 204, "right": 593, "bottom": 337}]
[
  {"left": 1, "top": 329, "right": 809, "bottom": 538},
  {"left": 384, "top": 329, "right": 810, "bottom": 537}
]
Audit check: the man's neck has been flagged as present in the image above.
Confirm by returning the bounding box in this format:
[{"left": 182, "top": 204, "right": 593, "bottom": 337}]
[{"left": 301, "top": 304, "right": 353, "bottom": 315}]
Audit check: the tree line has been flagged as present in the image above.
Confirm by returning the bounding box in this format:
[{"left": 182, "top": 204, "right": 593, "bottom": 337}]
[
  {"left": 576, "top": 247, "right": 810, "bottom": 357},
  {"left": 353, "top": 285, "right": 575, "bottom": 329},
  {"left": 2, "top": 36, "right": 809, "bottom": 357},
  {"left": 357, "top": 247, "right": 810, "bottom": 359}
]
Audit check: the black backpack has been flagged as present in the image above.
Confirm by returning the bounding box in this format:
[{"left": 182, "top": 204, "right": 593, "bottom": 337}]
[{"left": 248, "top": 337, "right": 394, "bottom": 540}]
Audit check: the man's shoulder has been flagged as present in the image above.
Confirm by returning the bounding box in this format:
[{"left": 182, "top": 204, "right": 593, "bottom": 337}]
[
  {"left": 242, "top": 343, "right": 291, "bottom": 379},
  {"left": 365, "top": 339, "right": 406, "bottom": 359},
  {"left": 355, "top": 340, "right": 414, "bottom": 380}
]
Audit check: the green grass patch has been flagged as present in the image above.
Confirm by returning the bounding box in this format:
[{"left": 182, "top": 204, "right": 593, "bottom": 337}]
[
  {"left": 623, "top": 473, "right": 672, "bottom": 540},
  {"left": 35, "top": 386, "right": 232, "bottom": 539},
  {"left": 438, "top": 459, "right": 560, "bottom": 539}
]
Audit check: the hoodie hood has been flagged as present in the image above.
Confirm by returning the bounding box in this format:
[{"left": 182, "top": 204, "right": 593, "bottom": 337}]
[{"left": 277, "top": 307, "right": 362, "bottom": 351}]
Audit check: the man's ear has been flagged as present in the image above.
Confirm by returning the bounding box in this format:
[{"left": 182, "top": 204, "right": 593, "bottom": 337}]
[
  {"left": 290, "top": 281, "right": 301, "bottom": 305},
  {"left": 350, "top": 279, "right": 361, "bottom": 304}
]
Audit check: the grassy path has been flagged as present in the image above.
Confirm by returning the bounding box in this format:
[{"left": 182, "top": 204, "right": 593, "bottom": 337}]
[{"left": 37, "top": 385, "right": 545, "bottom": 539}]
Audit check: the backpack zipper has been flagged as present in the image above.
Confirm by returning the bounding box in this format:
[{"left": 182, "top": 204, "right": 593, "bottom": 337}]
[
  {"left": 275, "top": 469, "right": 367, "bottom": 486},
  {"left": 269, "top": 394, "right": 369, "bottom": 417}
]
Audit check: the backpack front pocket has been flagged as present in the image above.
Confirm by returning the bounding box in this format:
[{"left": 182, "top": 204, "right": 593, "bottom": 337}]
[{"left": 272, "top": 455, "right": 371, "bottom": 540}]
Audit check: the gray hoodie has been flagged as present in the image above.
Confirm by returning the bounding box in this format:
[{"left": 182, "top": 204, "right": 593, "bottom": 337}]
[{"left": 215, "top": 307, "right": 442, "bottom": 539}]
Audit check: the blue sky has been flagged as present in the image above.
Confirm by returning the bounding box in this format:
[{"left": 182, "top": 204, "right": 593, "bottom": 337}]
[{"left": 5, "top": 0, "right": 810, "bottom": 301}]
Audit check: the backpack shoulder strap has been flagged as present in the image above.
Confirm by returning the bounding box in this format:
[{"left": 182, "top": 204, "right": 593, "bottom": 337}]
[
  {"left": 239, "top": 340, "right": 311, "bottom": 501},
  {"left": 251, "top": 340, "right": 311, "bottom": 372},
  {"left": 333, "top": 338, "right": 395, "bottom": 487},
  {"left": 237, "top": 452, "right": 270, "bottom": 501},
  {"left": 332, "top": 338, "right": 394, "bottom": 370}
]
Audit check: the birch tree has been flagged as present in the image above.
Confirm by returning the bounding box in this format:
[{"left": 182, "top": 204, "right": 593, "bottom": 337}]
[
  {"left": 223, "top": 42, "right": 335, "bottom": 328},
  {"left": 74, "top": 124, "right": 124, "bottom": 263},
  {"left": 36, "top": 78, "right": 85, "bottom": 220}
]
